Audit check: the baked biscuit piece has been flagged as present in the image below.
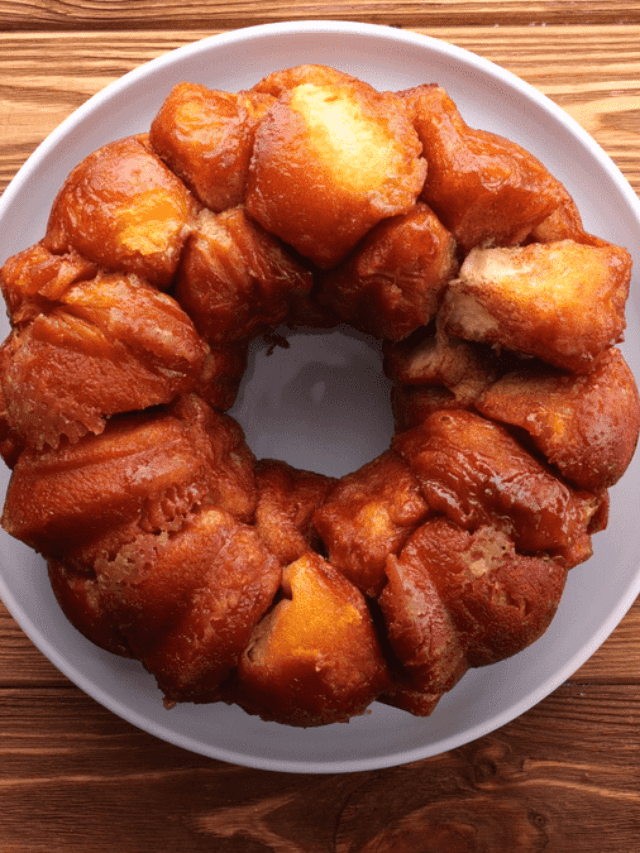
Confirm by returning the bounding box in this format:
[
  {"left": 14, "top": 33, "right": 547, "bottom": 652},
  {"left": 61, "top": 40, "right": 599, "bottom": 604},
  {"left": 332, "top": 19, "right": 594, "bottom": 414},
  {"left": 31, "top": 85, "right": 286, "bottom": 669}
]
[
  {"left": 48, "top": 558, "right": 134, "bottom": 658},
  {"left": 254, "top": 459, "right": 336, "bottom": 565},
  {"left": 0, "top": 410, "right": 211, "bottom": 557},
  {"left": 317, "top": 203, "right": 458, "bottom": 341},
  {"left": 475, "top": 347, "right": 640, "bottom": 492},
  {"left": 150, "top": 82, "right": 274, "bottom": 213},
  {"left": 134, "top": 508, "right": 281, "bottom": 704},
  {"left": 175, "top": 206, "right": 313, "bottom": 345},
  {"left": 403, "top": 84, "right": 565, "bottom": 251},
  {"left": 0, "top": 242, "right": 97, "bottom": 325},
  {"left": 442, "top": 240, "right": 631, "bottom": 373},
  {"left": 1, "top": 394, "right": 259, "bottom": 560},
  {"left": 528, "top": 183, "right": 606, "bottom": 246},
  {"left": 252, "top": 63, "right": 366, "bottom": 97},
  {"left": 314, "top": 449, "right": 430, "bottom": 598},
  {"left": 394, "top": 409, "right": 601, "bottom": 558},
  {"left": 384, "top": 518, "right": 568, "bottom": 670},
  {"left": 0, "top": 268, "right": 208, "bottom": 449},
  {"left": 0, "top": 379, "right": 24, "bottom": 468},
  {"left": 169, "top": 395, "right": 258, "bottom": 524},
  {"left": 49, "top": 507, "right": 281, "bottom": 705},
  {"left": 44, "top": 135, "right": 199, "bottom": 289},
  {"left": 245, "top": 67, "right": 426, "bottom": 268},
  {"left": 384, "top": 323, "right": 508, "bottom": 402},
  {"left": 380, "top": 540, "right": 468, "bottom": 695},
  {"left": 237, "top": 552, "right": 389, "bottom": 726},
  {"left": 192, "top": 343, "right": 249, "bottom": 412},
  {"left": 385, "top": 325, "right": 526, "bottom": 431},
  {"left": 377, "top": 677, "right": 443, "bottom": 717}
]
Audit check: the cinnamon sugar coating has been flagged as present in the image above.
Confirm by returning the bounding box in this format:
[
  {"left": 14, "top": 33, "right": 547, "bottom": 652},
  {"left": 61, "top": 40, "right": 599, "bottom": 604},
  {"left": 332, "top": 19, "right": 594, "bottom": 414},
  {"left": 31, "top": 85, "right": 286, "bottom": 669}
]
[{"left": 0, "top": 64, "right": 637, "bottom": 726}]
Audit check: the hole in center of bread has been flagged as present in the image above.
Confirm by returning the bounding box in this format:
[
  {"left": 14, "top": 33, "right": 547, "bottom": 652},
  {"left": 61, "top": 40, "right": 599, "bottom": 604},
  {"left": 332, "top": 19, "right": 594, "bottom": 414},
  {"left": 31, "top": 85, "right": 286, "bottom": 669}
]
[{"left": 228, "top": 325, "right": 395, "bottom": 478}]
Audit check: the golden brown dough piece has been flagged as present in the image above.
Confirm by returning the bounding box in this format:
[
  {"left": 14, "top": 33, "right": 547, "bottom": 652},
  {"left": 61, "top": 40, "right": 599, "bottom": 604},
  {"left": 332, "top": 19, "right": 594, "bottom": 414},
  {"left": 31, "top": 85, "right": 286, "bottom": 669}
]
[
  {"left": 381, "top": 519, "right": 568, "bottom": 676},
  {"left": 2, "top": 414, "right": 212, "bottom": 559},
  {"left": 316, "top": 203, "right": 458, "bottom": 341},
  {"left": 150, "top": 82, "right": 274, "bottom": 213},
  {"left": 394, "top": 409, "right": 602, "bottom": 561},
  {"left": 167, "top": 394, "right": 258, "bottom": 523},
  {"left": 237, "top": 552, "right": 389, "bottom": 726},
  {"left": 48, "top": 558, "right": 134, "bottom": 658},
  {"left": 192, "top": 343, "right": 248, "bottom": 412},
  {"left": 252, "top": 63, "right": 367, "bottom": 98},
  {"left": 0, "top": 259, "right": 208, "bottom": 450},
  {"left": 132, "top": 508, "right": 281, "bottom": 704},
  {"left": 442, "top": 240, "right": 631, "bottom": 373},
  {"left": 314, "top": 449, "right": 430, "bottom": 598},
  {"left": 383, "top": 323, "right": 510, "bottom": 402},
  {"left": 404, "top": 84, "right": 566, "bottom": 252},
  {"left": 381, "top": 536, "right": 468, "bottom": 696},
  {"left": 253, "top": 459, "right": 336, "bottom": 565},
  {"left": 475, "top": 347, "right": 640, "bottom": 492},
  {"left": 0, "top": 382, "right": 25, "bottom": 468},
  {"left": 0, "top": 242, "right": 97, "bottom": 325},
  {"left": 50, "top": 507, "right": 281, "bottom": 705},
  {"left": 245, "top": 67, "right": 426, "bottom": 268},
  {"left": 0, "top": 395, "right": 258, "bottom": 560},
  {"left": 528, "top": 183, "right": 607, "bottom": 246},
  {"left": 175, "top": 206, "right": 313, "bottom": 345},
  {"left": 44, "top": 135, "right": 199, "bottom": 289},
  {"left": 391, "top": 384, "right": 462, "bottom": 434},
  {"left": 1, "top": 410, "right": 212, "bottom": 558}
]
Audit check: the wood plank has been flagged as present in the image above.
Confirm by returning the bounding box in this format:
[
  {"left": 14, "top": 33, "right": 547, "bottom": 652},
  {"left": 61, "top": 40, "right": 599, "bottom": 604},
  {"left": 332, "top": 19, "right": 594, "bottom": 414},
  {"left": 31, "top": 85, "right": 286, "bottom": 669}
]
[
  {"left": 0, "top": 30, "right": 205, "bottom": 193},
  {"left": 0, "top": 684, "right": 639, "bottom": 851},
  {"left": 1, "top": 27, "right": 639, "bottom": 196},
  {"left": 0, "top": 0, "right": 639, "bottom": 32},
  {"left": 0, "top": 599, "right": 69, "bottom": 686}
]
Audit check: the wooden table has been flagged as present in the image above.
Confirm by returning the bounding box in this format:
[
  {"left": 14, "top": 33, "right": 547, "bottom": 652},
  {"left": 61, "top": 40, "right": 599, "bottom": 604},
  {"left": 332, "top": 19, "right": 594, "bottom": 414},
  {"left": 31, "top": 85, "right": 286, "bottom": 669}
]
[{"left": 2, "top": 3, "right": 640, "bottom": 850}]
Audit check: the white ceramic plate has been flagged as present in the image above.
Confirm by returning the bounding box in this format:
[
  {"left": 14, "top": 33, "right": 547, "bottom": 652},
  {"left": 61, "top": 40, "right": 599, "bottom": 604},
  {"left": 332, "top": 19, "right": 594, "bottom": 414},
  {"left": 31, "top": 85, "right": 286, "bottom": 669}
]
[{"left": 1, "top": 20, "right": 640, "bottom": 774}]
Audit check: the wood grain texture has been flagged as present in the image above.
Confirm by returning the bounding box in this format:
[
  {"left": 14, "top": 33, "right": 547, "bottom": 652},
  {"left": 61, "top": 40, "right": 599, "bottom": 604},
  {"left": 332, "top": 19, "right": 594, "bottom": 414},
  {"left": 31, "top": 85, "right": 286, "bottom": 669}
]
[
  {"left": 1, "top": 27, "right": 639, "bottom": 195},
  {"left": 0, "top": 0, "right": 640, "bottom": 31},
  {"left": 1, "top": 685, "right": 640, "bottom": 851},
  {"left": 1, "top": 10, "right": 640, "bottom": 851}
]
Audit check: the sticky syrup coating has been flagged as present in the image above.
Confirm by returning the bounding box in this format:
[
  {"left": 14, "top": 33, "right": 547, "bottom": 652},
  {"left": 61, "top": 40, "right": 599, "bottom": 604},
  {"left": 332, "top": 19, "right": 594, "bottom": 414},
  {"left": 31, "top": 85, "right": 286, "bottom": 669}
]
[
  {"left": 0, "top": 245, "right": 208, "bottom": 451},
  {"left": 253, "top": 459, "right": 337, "bottom": 565},
  {"left": 0, "top": 64, "right": 637, "bottom": 726},
  {"left": 404, "top": 83, "right": 567, "bottom": 252},
  {"left": 394, "top": 409, "right": 603, "bottom": 561},
  {"left": 245, "top": 67, "right": 427, "bottom": 268},
  {"left": 175, "top": 206, "right": 313, "bottom": 345},
  {"left": 237, "top": 552, "right": 390, "bottom": 727},
  {"left": 149, "top": 82, "right": 274, "bottom": 213},
  {"left": 44, "top": 135, "right": 199, "bottom": 289},
  {"left": 443, "top": 239, "right": 631, "bottom": 373},
  {"left": 313, "top": 449, "right": 430, "bottom": 598},
  {"left": 475, "top": 346, "right": 640, "bottom": 492},
  {"left": 317, "top": 202, "right": 458, "bottom": 341}
]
